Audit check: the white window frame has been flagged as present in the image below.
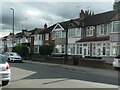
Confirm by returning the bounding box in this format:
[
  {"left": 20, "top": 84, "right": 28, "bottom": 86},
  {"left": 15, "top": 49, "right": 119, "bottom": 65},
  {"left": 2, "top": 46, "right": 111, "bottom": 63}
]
[
  {"left": 52, "top": 29, "right": 65, "bottom": 39},
  {"left": 87, "top": 26, "right": 93, "bottom": 36},
  {"left": 68, "top": 44, "right": 75, "bottom": 55},
  {"left": 45, "top": 33, "right": 49, "bottom": 40},
  {"left": 112, "top": 21, "right": 120, "bottom": 33},
  {"left": 76, "top": 44, "right": 82, "bottom": 55},
  {"left": 68, "top": 28, "right": 81, "bottom": 38},
  {"left": 99, "top": 24, "right": 108, "bottom": 35}
]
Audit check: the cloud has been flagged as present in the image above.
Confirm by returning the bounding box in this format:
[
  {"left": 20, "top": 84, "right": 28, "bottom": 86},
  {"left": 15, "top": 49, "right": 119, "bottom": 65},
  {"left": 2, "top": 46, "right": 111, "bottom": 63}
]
[{"left": 0, "top": 1, "right": 114, "bottom": 38}]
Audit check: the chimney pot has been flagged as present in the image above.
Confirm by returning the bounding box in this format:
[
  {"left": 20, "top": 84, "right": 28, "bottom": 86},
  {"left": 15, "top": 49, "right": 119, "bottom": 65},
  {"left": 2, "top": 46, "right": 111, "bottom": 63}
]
[
  {"left": 80, "top": 9, "right": 85, "bottom": 19},
  {"left": 44, "top": 23, "right": 47, "bottom": 29}
]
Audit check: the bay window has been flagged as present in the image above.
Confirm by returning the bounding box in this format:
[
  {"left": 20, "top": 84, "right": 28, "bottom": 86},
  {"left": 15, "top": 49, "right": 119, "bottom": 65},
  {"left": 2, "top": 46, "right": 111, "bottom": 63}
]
[
  {"left": 68, "top": 28, "right": 81, "bottom": 38},
  {"left": 45, "top": 33, "right": 49, "bottom": 40},
  {"left": 68, "top": 44, "right": 75, "bottom": 55}
]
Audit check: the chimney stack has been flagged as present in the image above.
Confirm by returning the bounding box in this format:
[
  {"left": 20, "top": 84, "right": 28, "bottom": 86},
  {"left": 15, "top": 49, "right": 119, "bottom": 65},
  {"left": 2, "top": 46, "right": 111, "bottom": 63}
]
[
  {"left": 44, "top": 23, "right": 47, "bottom": 29},
  {"left": 79, "top": 9, "right": 85, "bottom": 19},
  {"left": 79, "top": 10, "right": 94, "bottom": 19}
]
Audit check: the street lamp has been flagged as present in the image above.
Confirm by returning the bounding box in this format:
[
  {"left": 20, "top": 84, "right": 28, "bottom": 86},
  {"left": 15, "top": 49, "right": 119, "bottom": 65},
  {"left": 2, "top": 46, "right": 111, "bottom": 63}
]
[{"left": 10, "top": 8, "right": 14, "bottom": 49}]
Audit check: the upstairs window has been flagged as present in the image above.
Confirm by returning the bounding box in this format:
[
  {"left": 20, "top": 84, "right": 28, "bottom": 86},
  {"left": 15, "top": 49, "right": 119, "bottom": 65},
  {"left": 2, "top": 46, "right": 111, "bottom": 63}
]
[
  {"left": 99, "top": 24, "right": 108, "bottom": 35},
  {"left": 87, "top": 26, "right": 93, "bottom": 36},
  {"left": 68, "top": 28, "right": 81, "bottom": 38},
  {"left": 112, "top": 21, "right": 120, "bottom": 33},
  {"left": 45, "top": 33, "right": 49, "bottom": 40}
]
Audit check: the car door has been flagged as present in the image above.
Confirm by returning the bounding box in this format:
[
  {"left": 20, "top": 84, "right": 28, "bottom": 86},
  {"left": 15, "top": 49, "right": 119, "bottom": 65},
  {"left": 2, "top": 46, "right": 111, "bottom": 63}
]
[{"left": 4, "top": 53, "right": 9, "bottom": 61}]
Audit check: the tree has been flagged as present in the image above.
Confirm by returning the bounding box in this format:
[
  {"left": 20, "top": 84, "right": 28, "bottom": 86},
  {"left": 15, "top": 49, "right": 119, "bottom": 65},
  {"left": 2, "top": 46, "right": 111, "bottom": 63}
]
[
  {"left": 39, "top": 45, "right": 54, "bottom": 56},
  {"left": 12, "top": 44, "right": 29, "bottom": 59},
  {"left": 113, "top": 1, "right": 120, "bottom": 11}
]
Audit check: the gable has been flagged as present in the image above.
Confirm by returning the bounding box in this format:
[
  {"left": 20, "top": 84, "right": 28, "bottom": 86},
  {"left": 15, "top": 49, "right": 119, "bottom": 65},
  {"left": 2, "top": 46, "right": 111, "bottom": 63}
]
[
  {"left": 53, "top": 23, "right": 65, "bottom": 31},
  {"left": 55, "top": 25, "right": 61, "bottom": 29}
]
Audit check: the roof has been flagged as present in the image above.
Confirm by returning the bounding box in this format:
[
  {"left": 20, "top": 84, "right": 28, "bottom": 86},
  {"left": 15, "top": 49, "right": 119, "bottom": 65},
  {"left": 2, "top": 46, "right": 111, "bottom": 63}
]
[
  {"left": 76, "top": 36, "right": 110, "bottom": 42},
  {"left": 40, "top": 24, "right": 56, "bottom": 34},
  {"left": 81, "top": 11, "right": 117, "bottom": 27},
  {"left": 30, "top": 28, "right": 44, "bottom": 35},
  {"left": 35, "top": 10, "right": 119, "bottom": 34},
  {"left": 15, "top": 32, "right": 22, "bottom": 38},
  {"left": 59, "top": 18, "right": 82, "bottom": 29}
]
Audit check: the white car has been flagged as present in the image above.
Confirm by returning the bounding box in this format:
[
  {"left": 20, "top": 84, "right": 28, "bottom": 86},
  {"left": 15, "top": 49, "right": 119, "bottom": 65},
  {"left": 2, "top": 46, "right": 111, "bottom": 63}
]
[
  {"left": 0, "top": 55, "right": 11, "bottom": 86},
  {"left": 113, "top": 55, "right": 120, "bottom": 70},
  {"left": 4, "top": 52, "right": 22, "bottom": 63}
]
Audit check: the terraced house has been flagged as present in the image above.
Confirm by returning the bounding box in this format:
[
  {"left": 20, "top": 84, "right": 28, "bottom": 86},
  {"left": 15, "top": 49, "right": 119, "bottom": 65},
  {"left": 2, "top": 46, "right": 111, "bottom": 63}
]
[
  {"left": 76, "top": 10, "right": 120, "bottom": 57},
  {"left": 51, "top": 10, "right": 120, "bottom": 58}
]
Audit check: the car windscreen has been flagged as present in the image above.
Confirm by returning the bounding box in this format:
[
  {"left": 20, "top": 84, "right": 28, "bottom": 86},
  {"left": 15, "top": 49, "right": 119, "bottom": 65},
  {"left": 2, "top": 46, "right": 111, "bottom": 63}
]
[
  {"left": 0, "top": 55, "right": 6, "bottom": 64},
  {"left": 9, "top": 53, "right": 20, "bottom": 56}
]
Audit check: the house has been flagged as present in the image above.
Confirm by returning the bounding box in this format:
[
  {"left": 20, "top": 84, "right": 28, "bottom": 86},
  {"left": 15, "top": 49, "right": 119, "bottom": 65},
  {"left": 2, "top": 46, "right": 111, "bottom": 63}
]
[
  {"left": 40, "top": 23, "right": 56, "bottom": 46},
  {"left": 52, "top": 19, "right": 82, "bottom": 55},
  {"left": 76, "top": 10, "right": 120, "bottom": 57},
  {"left": 31, "top": 28, "right": 44, "bottom": 53},
  {"left": 2, "top": 33, "right": 13, "bottom": 52},
  {"left": 51, "top": 10, "right": 92, "bottom": 55},
  {"left": 14, "top": 32, "right": 22, "bottom": 45},
  {"left": 29, "top": 23, "right": 56, "bottom": 54},
  {"left": 50, "top": 10, "right": 120, "bottom": 58}
]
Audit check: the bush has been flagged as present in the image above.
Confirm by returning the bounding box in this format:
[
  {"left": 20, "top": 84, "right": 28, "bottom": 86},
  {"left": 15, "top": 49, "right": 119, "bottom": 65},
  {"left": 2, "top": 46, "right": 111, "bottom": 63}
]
[
  {"left": 39, "top": 45, "right": 53, "bottom": 56},
  {"left": 12, "top": 44, "right": 29, "bottom": 59}
]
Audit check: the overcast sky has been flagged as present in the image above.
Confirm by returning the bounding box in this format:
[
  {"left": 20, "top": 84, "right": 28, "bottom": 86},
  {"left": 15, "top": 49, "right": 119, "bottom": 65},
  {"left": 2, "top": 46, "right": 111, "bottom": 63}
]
[{"left": 0, "top": 0, "right": 115, "bottom": 38}]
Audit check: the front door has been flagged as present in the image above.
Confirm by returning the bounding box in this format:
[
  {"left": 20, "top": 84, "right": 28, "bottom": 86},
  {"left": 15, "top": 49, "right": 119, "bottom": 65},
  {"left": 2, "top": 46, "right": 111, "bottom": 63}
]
[{"left": 83, "top": 46, "right": 88, "bottom": 57}]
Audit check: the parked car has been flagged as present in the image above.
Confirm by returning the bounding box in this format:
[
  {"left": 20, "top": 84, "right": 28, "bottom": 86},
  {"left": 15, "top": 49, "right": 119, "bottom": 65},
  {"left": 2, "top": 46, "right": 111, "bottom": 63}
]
[
  {"left": 113, "top": 55, "right": 120, "bottom": 70},
  {"left": 4, "top": 52, "right": 22, "bottom": 63},
  {"left": 0, "top": 55, "right": 11, "bottom": 86}
]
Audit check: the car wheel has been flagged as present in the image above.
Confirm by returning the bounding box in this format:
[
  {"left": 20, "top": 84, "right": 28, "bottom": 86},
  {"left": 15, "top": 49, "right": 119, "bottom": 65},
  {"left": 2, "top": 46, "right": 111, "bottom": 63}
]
[
  {"left": 115, "top": 67, "right": 120, "bottom": 71},
  {"left": 2, "top": 80, "right": 9, "bottom": 86},
  {"left": 20, "top": 60, "right": 23, "bottom": 63}
]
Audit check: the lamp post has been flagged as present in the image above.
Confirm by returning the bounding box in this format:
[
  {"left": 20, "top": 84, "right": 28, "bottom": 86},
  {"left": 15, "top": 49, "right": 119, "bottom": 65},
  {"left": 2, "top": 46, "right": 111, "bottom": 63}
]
[{"left": 10, "top": 8, "right": 14, "bottom": 49}]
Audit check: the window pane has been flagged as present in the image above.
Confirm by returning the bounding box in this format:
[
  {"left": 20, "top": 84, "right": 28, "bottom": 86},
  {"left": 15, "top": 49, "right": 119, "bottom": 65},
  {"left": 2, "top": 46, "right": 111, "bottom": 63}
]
[
  {"left": 103, "top": 47, "right": 106, "bottom": 55},
  {"left": 80, "top": 47, "right": 82, "bottom": 54},
  {"left": 45, "top": 34, "right": 49, "bottom": 40},
  {"left": 113, "top": 21, "right": 120, "bottom": 32}
]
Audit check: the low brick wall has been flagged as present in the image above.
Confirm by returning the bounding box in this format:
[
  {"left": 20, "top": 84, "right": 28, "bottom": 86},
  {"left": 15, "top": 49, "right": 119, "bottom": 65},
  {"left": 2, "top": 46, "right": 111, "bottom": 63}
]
[
  {"left": 31, "top": 54, "right": 65, "bottom": 64},
  {"left": 30, "top": 54, "right": 113, "bottom": 69},
  {"left": 79, "top": 58, "right": 105, "bottom": 68},
  {"left": 31, "top": 54, "right": 45, "bottom": 62}
]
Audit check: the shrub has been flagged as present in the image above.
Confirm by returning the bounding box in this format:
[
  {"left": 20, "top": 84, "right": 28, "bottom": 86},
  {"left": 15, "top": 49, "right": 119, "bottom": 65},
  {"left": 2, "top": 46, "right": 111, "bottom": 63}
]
[
  {"left": 12, "top": 44, "right": 29, "bottom": 59},
  {"left": 39, "top": 45, "right": 53, "bottom": 56}
]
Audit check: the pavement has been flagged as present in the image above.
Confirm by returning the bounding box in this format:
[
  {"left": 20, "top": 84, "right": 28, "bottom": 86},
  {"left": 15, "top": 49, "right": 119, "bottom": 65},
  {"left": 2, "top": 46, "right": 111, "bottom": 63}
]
[{"left": 24, "top": 60, "right": 118, "bottom": 78}]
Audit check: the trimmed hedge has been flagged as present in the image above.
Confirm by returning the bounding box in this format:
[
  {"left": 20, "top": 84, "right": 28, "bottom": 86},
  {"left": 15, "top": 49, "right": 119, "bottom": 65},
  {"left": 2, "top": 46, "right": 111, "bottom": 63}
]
[
  {"left": 12, "top": 44, "right": 29, "bottom": 58},
  {"left": 39, "top": 45, "right": 54, "bottom": 55}
]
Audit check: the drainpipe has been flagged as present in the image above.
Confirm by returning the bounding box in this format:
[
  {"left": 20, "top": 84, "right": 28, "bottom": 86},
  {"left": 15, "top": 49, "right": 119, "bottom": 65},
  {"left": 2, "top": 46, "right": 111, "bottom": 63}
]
[{"left": 65, "top": 28, "right": 68, "bottom": 64}]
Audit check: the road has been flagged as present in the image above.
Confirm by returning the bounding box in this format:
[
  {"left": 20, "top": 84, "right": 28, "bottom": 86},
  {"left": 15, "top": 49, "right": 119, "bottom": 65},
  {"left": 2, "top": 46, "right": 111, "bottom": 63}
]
[{"left": 1, "top": 61, "right": 119, "bottom": 89}]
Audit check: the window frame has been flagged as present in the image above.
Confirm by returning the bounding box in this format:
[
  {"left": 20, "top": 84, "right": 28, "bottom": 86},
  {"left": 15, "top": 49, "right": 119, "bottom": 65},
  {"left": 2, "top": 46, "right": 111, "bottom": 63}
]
[
  {"left": 87, "top": 26, "right": 93, "bottom": 36},
  {"left": 45, "top": 33, "right": 49, "bottom": 40},
  {"left": 99, "top": 24, "right": 108, "bottom": 35},
  {"left": 112, "top": 21, "right": 120, "bottom": 33}
]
